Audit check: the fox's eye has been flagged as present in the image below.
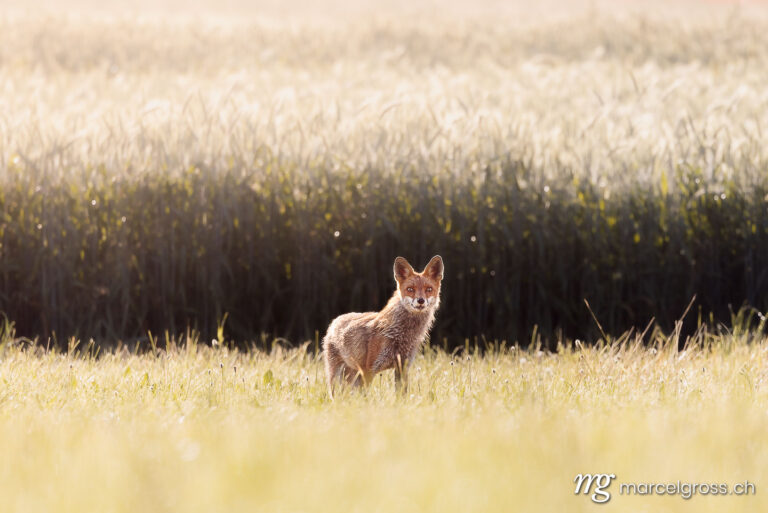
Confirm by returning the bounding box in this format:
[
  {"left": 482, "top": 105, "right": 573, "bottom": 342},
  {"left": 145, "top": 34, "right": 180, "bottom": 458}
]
[
  {"left": 426, "top": 287, "right": 433, "bottom": 293},
  {"left": 406, "top": 287, "right": 414, "bottom": 293}
]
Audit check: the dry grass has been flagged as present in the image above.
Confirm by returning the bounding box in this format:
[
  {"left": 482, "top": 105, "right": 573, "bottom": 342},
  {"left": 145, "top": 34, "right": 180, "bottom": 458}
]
[{"left": 0, "top": 324, "right": 766, "bottom": 512}]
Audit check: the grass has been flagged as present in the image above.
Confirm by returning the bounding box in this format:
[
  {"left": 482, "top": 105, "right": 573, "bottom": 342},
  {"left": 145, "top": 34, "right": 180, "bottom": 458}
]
[
  {"left": 0, "top": 323, "right": 766, "bottom": 512},
  {"left": 2, "top": 2, "right": 768, "bottom": 344}
]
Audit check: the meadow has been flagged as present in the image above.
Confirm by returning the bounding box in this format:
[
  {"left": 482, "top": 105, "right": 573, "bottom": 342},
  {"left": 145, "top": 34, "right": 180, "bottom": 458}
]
[{"left": 1, "top": 323, "right": 766, "bottom": 513}]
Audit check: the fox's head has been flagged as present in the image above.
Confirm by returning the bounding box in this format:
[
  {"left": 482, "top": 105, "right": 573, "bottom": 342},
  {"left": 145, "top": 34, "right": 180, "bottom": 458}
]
[{"left": 393, "top": 255, "right": 444, "bottom": 313}]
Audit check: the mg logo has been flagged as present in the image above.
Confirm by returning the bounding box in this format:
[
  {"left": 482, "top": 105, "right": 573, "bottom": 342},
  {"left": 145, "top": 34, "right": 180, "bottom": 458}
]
[{"left": 574, "top": 473, "right": 616, "bottom": 504}]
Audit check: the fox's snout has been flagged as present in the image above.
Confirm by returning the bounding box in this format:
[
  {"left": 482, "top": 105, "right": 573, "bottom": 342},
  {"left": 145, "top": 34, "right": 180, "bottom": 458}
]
[{"left": 401, "top": 294, "right": 436, "bottom": 312}]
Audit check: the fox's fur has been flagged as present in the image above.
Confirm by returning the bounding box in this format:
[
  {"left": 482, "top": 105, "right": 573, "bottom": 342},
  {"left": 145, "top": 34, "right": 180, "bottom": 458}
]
[{"left": 322, "top": 255, "right": 444, "bottom": 397}]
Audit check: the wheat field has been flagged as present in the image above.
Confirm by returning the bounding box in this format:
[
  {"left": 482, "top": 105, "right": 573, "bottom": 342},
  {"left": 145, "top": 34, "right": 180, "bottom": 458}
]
[
  {"left": 2, "top": 1, "right": 768, "bottom": 511},
  {"left": 2, "top": 0, "right": 768, "bottom": 342}
]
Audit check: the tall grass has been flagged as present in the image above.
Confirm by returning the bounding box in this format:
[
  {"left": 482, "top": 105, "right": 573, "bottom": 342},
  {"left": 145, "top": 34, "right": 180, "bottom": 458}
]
[
  {"left": 1, "top": 3, "right": 768, "bottom": 345},
  {"left": 0, "top": 323, "right": 766, "bottom": 512}
]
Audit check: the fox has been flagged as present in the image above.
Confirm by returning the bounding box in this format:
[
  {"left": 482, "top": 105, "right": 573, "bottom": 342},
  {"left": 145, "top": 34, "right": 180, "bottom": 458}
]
[{"left": 322, "top": 255, "right": 444, "bottom": 397}]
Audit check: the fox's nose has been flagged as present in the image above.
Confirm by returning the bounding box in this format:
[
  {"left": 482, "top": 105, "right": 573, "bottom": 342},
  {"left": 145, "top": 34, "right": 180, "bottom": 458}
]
[{"left": 417, "top": 298, "right": 425, "bottom": 305}]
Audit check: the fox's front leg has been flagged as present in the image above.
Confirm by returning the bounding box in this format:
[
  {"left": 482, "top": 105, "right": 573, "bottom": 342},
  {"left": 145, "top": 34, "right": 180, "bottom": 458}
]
[{"left": 394, "top": 353, "right": 408, "bottom": 394}]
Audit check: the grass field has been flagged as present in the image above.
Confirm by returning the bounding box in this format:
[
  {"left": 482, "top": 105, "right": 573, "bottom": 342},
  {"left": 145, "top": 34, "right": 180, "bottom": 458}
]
[{"left": 1, "top": 325, "right": 766, "bottom": 512}]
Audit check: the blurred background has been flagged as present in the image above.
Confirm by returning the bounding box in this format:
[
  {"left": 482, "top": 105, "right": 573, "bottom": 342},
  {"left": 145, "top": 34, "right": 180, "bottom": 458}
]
[{"left": 1, "top": 0, "right": 768, "bottom": 348}]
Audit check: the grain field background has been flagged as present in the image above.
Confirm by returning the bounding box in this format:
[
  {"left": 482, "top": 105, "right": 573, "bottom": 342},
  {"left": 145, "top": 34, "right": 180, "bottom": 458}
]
[{"left": 2, "top": 0, "right": 768, "bottom": 345}]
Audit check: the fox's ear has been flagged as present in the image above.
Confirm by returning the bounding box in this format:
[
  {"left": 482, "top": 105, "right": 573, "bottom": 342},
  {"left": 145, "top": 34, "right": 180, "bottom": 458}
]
[
  {"left": 423, "top": 255, "right": 444, "bottom": 281},
  {"left": 393, "top": 257, "right": 415, "bottom": 283}
]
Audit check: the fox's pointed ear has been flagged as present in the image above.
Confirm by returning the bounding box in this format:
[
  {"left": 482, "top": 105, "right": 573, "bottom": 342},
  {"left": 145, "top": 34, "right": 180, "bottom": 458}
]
[
  {"left": 393, "top": 257, "right": 415, "bottom": 283},
  {"left": 423, "top": 255, "right": 444, "bottom": 281}
]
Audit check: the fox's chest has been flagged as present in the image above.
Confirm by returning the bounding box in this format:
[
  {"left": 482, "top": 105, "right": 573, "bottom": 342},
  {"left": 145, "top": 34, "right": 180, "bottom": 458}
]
[
  {"left": 378, "top": 321, "right": 430, "bottom": 359},
  {"left": 381, "top": 319, "right": 427, "bottom": 344},
  {"left": 367, "top": 338, "right": 413, "bottom": 373}
]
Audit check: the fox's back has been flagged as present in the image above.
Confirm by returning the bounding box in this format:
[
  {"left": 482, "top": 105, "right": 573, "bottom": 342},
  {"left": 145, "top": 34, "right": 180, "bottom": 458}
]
[{"left": 323, "top": 311, "right": 378, "bottom": 364}]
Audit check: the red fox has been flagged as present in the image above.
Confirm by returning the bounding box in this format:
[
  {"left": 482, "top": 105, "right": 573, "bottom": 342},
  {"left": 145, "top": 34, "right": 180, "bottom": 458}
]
[{"left": 322, "top": 255, "right": 443, "bottom": 396}]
